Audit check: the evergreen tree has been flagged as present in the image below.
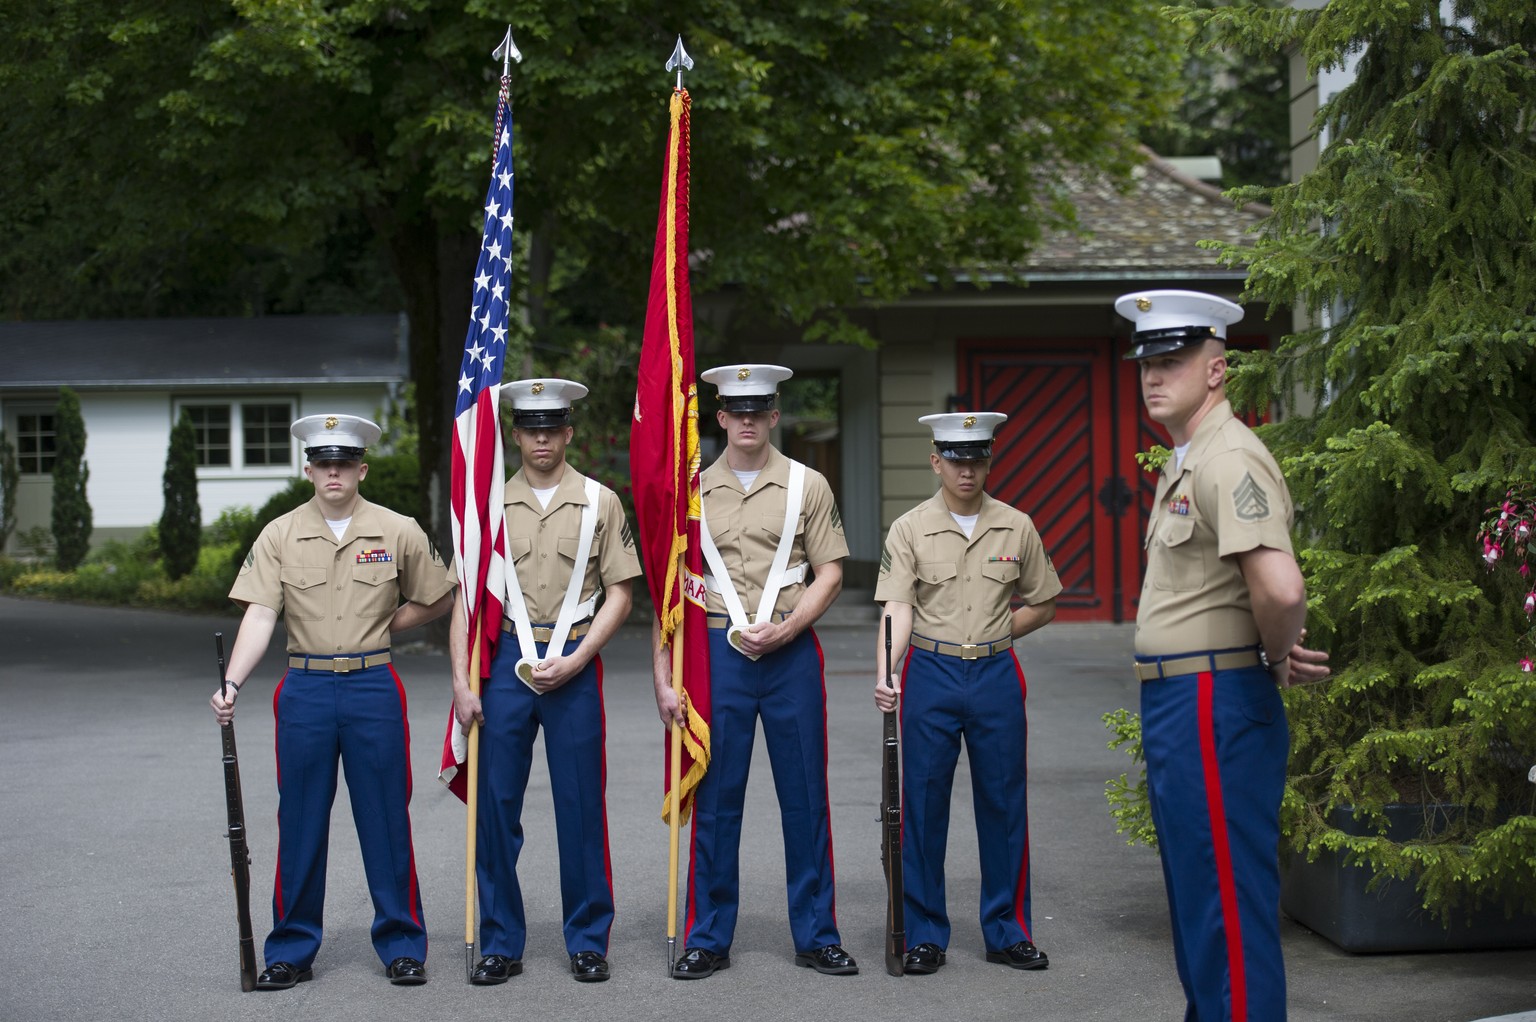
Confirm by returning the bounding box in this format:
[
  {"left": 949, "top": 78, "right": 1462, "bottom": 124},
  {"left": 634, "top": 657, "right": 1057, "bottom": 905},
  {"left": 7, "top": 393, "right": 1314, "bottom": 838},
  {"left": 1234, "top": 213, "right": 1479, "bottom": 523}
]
[
  {"left": 0, "top": 429, "right": 17, "bottom": 554},
  {"left": 51, "top": 386, "right": 92, "bottom": 571},
  {"left": 1192, "top": 0, "right": 1536, "bottom": 917},
  {"left": 159, "top": 410, "right": 201, "bottom": 580}
]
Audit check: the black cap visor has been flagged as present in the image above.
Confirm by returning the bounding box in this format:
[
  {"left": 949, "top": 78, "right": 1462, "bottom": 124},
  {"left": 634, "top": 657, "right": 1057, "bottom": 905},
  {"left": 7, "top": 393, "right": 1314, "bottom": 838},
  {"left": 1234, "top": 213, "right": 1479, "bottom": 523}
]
[
  {"left": 718, "top": 393, "right": 778, "bottom": 413},
  {"left": 511, "top": 409, "right": 573, "bottom": 430},
  {"left": 1123, "top": 324, "right": 1221, "bottom": 361},
  {"left": 934, "top": 440, "right": 993, "bottom": 461},
  {"left": 305, "top": 445, "right": 366, "bottom": 463}
]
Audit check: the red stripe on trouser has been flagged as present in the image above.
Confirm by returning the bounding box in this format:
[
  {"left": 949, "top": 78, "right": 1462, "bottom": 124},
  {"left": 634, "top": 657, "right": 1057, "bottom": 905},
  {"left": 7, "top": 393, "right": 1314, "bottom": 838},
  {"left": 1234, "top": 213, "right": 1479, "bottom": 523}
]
[
  {"left": 597, "top": 658, "right": 616, "bottom": 930},
  {"left": 1010, "top": 650, "right": 1032, "bottom": 941},
  {"left": 271, "top": 672, "right": 286, "bottom": 917},
  {"left": 1197, "top": 670, "right": 1247, "bottom": 1021},
  {"left": 388, "top": 664, "right": 423, "bottom": 930},
  {"left": 811, "top": 631, "right": 839, "bottom": 928}
]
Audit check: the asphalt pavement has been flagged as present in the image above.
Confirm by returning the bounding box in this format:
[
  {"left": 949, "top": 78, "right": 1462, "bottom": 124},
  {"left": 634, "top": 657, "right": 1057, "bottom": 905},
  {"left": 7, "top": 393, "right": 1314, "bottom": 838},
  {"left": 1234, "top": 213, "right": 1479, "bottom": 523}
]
[{"left": 1, "top": 594, "right": 1533, "bottom": 1022}]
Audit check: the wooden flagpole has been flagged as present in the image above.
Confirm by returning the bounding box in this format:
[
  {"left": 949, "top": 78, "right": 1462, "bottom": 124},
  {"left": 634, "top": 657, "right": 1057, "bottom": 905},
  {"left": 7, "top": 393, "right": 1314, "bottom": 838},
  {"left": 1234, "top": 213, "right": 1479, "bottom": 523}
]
[
  {"left": 464, "top": 636, "right": 482, "bottom": 981},
  {"left": 665, "top": 550, "right": 686, "bottom": 972}
]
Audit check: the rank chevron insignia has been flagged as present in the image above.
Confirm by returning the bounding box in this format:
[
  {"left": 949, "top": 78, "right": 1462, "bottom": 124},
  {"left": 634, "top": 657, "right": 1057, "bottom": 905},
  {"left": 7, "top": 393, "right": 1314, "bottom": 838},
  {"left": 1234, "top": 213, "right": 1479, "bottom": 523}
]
[{"left": 1232, "top": 471, "right": 1271, "bottom": 522}]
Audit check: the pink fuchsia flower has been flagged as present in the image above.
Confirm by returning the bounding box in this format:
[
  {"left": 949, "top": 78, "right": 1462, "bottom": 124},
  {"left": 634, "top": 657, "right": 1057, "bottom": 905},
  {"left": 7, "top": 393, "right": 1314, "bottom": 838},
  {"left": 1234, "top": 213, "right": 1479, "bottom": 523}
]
[
  {"left": 1521, "top": 657, "right": 1535, "bottom": 673},
  {"left": 1525, "top": 592, "right": 1536, "bottom": 616},
  {"left": 1519, "top": 521, "right": 1532, "bottom": 540},
  {"left": 1522, "top": 563, "right": 1532, "bottom": 578},
  {"left": 1484, "top": 540, "right": 1502, "bottom": 567}
]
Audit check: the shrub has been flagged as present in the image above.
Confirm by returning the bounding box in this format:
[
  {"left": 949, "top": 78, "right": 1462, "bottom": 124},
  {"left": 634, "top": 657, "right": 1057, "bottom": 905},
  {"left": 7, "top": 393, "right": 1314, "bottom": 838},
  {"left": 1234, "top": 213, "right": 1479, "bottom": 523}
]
[
  {"left": 51, "top": 386, "right": 91, "bottom": 571},
  {"left": 159, "top": 410, "right": 201, "bottom": 580}
]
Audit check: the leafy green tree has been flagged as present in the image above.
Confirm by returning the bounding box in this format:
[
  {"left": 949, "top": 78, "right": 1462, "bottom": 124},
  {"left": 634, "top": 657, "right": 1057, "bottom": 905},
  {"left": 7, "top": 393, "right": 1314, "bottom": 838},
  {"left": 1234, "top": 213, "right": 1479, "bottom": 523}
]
[
  {"left": 51, "top": 387, "right": 92, "bottom": 571},
  {"left": 0, "top": 429, "right": 18, "bottom": 553},
  {"left": 1, "top": 0, "right": 1185, "bottom": 546},
  {"left": 1191, "top": 0, "right": 1536, "bottom": 918},
  {"left": 159, "top": 410, "right": 201, "bottom": 580}
]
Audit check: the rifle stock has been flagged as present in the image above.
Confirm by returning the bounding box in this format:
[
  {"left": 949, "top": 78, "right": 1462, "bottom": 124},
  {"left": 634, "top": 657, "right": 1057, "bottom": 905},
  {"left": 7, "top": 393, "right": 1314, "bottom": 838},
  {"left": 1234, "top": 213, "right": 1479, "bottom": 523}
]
[
  {"left": 216, "top": 632, "right": 258, "bottom": 992},
  {"left": 881, "top": 615, "right": 905, "bottom": 976}
]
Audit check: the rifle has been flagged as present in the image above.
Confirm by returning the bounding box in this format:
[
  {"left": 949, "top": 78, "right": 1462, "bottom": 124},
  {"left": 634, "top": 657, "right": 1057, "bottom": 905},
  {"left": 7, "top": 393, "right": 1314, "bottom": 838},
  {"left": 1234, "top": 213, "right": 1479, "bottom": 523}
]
[
  {"left": 216, "top": 632, "right": 258, "bottom": 992},
  {"left": 880, "top": 614, "right": 905, "bottom": 976}
]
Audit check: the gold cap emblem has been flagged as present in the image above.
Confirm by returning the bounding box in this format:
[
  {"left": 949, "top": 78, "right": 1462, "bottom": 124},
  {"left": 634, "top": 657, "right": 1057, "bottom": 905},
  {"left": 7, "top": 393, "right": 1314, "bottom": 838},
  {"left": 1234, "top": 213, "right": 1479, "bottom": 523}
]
[
  {"left": 736, "top": 367, "right": 751, "bottom": 380},
  {"left": 1136, "top": 297, "right": 1153, "bottom": 313},
  {"left": 531, "top": 381, "right": 545, "bottom": 394},
  {"left": 324, "top": 416, "right": 338, "bottom": 429},
  {"left": 963, "top": 415, "right": 977, "bottom": 428}
]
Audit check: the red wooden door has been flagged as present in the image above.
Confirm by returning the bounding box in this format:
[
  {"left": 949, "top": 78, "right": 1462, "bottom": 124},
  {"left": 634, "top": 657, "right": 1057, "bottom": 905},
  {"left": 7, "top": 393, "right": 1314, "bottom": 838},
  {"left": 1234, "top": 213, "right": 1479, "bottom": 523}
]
[{"left": 961, "top": 339, "right": 1125, "bottom": 622}]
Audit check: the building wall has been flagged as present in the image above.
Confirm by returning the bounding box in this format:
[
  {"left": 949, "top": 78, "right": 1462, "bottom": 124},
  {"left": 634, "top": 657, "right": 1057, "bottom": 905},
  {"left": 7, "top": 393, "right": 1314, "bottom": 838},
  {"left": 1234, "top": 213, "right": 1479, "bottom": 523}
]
[{"left": 1, "top": 385, "right": 391, "bottom": 554}]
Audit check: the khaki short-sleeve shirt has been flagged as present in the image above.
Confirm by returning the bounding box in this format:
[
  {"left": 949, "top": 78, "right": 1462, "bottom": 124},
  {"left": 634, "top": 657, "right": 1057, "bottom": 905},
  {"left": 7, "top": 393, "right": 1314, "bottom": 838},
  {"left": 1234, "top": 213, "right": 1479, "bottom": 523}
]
[
  {"left": 1135, "top": 400, "right": 1295, "bottom": 656},
  {"left": 699, "top": 445, "right": 849, "bottom": 619},
  {"left": 502, "top": 466, "right": 642, "bottom": 622},
  {"left": 230, "top": 496, "right": 457, "bottom": 654},
  {"left": 875, "top": 492, "right": 1063, "bottom": 644}
]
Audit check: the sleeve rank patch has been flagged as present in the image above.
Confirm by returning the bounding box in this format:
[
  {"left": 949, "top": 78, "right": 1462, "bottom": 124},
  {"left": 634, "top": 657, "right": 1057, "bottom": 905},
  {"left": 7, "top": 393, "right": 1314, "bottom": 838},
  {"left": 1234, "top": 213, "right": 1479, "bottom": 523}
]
[
  {"left": 240, "top": 548, "right": 255, "bottom": 572},
  {"left": 829, "top": 502, "right": 844, "bottom": 534},
  {"left": 1233, "top": 472, "right": 1272, "bottom": 523},
  {"left": 879, "top": 545, "right": 891, "bottom": 576},
  {"left": 620, "top": 517, "right": 636, "bottom": 551}
]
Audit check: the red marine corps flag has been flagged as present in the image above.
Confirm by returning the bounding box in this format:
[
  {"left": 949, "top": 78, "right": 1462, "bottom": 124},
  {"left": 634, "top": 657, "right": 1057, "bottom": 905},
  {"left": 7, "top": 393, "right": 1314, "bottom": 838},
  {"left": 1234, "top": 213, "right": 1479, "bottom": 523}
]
[{"left": 629, "top": 38, "right": 709, "bottom": 966}]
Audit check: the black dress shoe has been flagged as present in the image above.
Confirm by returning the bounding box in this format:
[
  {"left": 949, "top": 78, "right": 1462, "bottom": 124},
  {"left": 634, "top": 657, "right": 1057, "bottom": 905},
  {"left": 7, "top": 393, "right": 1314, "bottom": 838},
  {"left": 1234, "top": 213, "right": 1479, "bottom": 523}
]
[
  {"left": 255, "top": 962, "right": 313, "bottom": 990},
  {"left": 794, "top": 944, "right": 859, "bottom": 975},
  {"left": 471, "top": 954, "right": 522, "bottom": 985},
  {"left": 671, "top": 947, "right": 730, "bottom": 979},
  {"left": 385, "top": 956, "right": 427, "bottom": 985},
  {"left": 570, "top": 950, "right": 610, "bottom": 982},
  {"left": 985, "top": 940, "right": 1049, "bottom": 970},
  {"left": 902, "top": 943, "right": 946, "bottom": 975}
]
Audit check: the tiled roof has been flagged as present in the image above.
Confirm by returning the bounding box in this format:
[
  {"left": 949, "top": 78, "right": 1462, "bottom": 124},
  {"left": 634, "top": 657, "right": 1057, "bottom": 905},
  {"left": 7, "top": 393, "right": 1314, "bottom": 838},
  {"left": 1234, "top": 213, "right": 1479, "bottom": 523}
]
[
  {"left": 1021, "top": 148, "right": 1270, "bottom": 278},
  {"left": 0, "top": 314, "right": 407, "bottom": 390}
]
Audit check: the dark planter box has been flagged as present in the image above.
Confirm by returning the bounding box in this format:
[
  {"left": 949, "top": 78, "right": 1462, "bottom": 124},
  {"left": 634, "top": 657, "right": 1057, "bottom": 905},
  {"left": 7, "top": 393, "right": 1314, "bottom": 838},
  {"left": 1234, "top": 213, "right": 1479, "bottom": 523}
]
[{"left": 1280, "top": 803, "right": 1536, "bottom": 953}]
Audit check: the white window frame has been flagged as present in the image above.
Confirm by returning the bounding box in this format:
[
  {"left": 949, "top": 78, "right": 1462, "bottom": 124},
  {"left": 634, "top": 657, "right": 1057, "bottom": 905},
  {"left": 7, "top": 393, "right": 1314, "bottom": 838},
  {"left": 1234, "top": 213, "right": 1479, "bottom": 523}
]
[{"left": 173, "top": 396, "right": 299, "bottom": 477}]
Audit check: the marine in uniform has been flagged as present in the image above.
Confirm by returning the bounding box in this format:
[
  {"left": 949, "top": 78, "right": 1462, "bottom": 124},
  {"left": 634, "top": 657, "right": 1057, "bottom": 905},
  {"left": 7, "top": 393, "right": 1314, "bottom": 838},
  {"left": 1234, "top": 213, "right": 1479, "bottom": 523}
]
[
  {"left": 209, "top": 413, "right": 457, "bottom": 989},
  {"left": 873, "top": 412, "right": 1062, "bottom": 975},
  {"left": 653, "top": 364, "right": 857, "bottom": 979},
  {"left": 1120, "top": 290, "right": 1321, "bottom": 1021},
  {"left": 449, "top": 379, "right": 641, "bottom": 985}
]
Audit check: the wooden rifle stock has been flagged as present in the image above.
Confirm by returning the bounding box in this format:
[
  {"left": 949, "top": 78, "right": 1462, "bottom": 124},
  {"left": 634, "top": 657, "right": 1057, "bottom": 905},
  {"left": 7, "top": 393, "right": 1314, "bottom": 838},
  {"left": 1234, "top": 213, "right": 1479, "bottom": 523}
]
[
  {"left": 216, "top": 632, "right": 259, "bottom": 992},
  {"left": 881, "top": 614, "right": 905, "bottom": 976}
]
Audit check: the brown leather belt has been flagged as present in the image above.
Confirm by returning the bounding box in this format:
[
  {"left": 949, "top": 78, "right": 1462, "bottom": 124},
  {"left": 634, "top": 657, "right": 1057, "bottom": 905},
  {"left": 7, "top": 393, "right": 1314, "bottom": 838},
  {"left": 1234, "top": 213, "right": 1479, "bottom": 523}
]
[
  {"left": 1133, "top": 649, "right": 1262, "bottom": 682},
  {"left": 909, "top": 634, "right": 1013, "bottom": 660},
  {"left": 289, "top": 651, "right": 392, "bottom": 673},
  {"left": 705, "top": 612, "right": 791, "bottom": 630},
  {"left": 501, "top": 620, "right": 591, "bottom": 642}
]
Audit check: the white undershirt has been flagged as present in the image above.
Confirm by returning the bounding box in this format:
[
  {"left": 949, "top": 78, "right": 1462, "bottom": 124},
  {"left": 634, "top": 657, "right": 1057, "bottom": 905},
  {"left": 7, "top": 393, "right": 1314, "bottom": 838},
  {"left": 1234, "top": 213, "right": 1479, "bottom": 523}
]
[
  {"left": 1173, "top": 442, "right": 1191, "bottom": 473},
  {"left": 530, "top": 484, "right": 559, "bottom": 510},
  {"left": 732, "top": 468, "right": 761, "bottom": 492},
  {"left": 950, "top": 511, "right": 979, "bottom": 539},
  {"left": 326, "top": 516, "right": 351, "bottom": 541}
]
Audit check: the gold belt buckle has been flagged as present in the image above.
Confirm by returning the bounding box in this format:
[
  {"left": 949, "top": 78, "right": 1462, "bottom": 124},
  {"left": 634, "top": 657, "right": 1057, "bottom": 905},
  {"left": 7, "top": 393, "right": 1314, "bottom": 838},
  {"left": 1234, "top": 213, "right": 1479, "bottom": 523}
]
[
  {"left": 335, "top": 657, "right": 353, "bottom": 674},
  {"left": 959, "top": 643, "right": 981, "bottom": 660}
]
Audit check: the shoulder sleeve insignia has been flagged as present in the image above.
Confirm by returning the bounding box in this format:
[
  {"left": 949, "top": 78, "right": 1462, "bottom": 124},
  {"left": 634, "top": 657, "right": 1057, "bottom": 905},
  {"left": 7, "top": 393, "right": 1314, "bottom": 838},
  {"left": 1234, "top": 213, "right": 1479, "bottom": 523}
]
[{"left": 1233, "top": 471, "right": 1272, "bottom": 523}]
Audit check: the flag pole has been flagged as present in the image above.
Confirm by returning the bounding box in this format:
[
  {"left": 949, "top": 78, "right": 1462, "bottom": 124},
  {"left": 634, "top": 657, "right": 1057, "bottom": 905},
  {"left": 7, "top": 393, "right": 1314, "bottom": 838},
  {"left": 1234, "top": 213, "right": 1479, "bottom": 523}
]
[
  {"left": 461, "top": 25, "right": 524, "bottom": 984},
  {"left": 661, "top": 34, "right": 694, "bottom": 976},
  {"left": 464, "top": 636, "right": 482, "bottom": 981},
  {"left": 666, "top": 557, "right": 686, "bottom": 971}
]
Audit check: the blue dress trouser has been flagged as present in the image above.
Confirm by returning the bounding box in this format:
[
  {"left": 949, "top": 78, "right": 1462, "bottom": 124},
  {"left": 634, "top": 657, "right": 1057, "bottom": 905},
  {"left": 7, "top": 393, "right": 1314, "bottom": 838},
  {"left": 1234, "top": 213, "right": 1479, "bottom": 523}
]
[
  {"left": 265, "top": 660, "right": 426, "bottom": 970},
  {"left": 1141, "top": 661, "right": 1288, "bottom": 1022},
  {"left": 899, "top": 645, "right": 1034, "bottom": 952},
  {"left": 477, "top": 636, "right": 613, "bottom": 958},
  {"left": 683, "top": 628, "right": 841, "bottom": 954}
]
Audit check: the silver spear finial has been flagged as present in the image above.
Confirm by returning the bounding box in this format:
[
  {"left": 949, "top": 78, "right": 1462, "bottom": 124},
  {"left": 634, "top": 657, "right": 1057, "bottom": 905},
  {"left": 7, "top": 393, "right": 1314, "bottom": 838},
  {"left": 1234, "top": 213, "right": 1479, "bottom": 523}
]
[
  {"left": 493, "top": 26, "right": 523, "bottom": 78},
  {"left": 666, "top": 35, "right": 693, "bottom": 90}
]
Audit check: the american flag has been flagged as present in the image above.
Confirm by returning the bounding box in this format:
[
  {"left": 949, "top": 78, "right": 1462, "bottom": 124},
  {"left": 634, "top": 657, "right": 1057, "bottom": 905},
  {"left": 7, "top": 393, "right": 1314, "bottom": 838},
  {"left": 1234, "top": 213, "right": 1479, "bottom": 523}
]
[{"left": 439, "top": 89, "right": 515, "bottom": 801}]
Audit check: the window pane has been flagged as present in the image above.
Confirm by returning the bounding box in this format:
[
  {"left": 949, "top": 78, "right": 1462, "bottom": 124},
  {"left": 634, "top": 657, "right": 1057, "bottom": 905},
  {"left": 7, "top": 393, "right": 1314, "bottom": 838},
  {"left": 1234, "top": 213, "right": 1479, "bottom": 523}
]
[
  {"left": 242, "top": 402, "right": 291, "bottom": 466},
  {"left": 185, "top": 405, "right": 231, "bottom": 467},
  {"left": 14, "top": 413, "right": 56, "bottom": 474}
]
